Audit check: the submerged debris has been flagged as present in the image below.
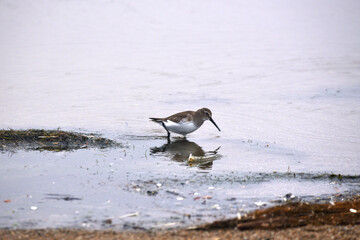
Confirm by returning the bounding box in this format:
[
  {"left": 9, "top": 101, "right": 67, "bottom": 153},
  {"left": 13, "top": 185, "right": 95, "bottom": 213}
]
[
  {"left": 147, "top": 190, "right": 158, "bottom": 196},
  {"left": 188, "top": 154, "right": 217, "bottom": 163},
  {"left": 283, "top": 193, "right": 298, "bottom": 202},
  {"left": 118, "top": 212, "right": 139, "bottom": 219},
  {"left": 0, "top": 129, "right": 123, "bottom": 152},
  {"left": 187, "top": 153, "right": 218, "bottom": 169},
  {"left": 102, "top": 219, "right": 112, "bottom": 225},
  {"left": 45, "top": 194, "right": 82, "bottom": 201},
  {"left": 254, "top": 201, "right": 267, "bottom": 207}
]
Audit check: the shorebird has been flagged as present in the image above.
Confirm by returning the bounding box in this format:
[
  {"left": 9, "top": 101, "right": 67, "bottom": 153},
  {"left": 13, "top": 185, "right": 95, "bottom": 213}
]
[{"left": 149, "top": 108, "right": 221, "bottom": 139}]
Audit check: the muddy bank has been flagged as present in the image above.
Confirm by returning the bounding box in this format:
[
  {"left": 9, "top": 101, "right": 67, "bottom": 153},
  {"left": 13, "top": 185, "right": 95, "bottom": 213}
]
[
  {"left": 1, "top": 197, "right": 359, "bottom": 240},
  {"left": 196, "top": 195, "right": 360, "bottom": 230},
  {"left": 0, "top": 225, "right": 359, "bottom": 240},
  {"left": 1, "top": 129, "right": 359, "bottom": 235},
  {"left": 0, "top": 129, "right": 123, "bottom": 151}
]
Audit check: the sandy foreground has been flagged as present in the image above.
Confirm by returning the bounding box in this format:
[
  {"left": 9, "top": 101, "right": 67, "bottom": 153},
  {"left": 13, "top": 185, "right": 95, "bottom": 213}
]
[
  {"left": 0, "top": 225, "right": 359, "bottom": 240},
  {"left": 1, "top": 196, "right": 359, "bottom": 240}
]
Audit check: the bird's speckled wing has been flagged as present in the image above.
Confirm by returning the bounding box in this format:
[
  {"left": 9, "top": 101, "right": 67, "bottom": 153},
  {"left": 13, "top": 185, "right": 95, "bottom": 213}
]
[{"left": 166, "top": 111, "right": 194, "bottom": 123}]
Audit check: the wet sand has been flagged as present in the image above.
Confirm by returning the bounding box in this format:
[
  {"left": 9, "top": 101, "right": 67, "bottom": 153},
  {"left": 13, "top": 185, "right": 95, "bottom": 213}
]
[
  {"left": 1, "top": 129, "right": 360, "bottom": 230},
  {"left": 1, "top": 225, "right": 359, "bottom": 240},
  {"left": 1, "top": 196, "right": 359, "bottom": 240}
]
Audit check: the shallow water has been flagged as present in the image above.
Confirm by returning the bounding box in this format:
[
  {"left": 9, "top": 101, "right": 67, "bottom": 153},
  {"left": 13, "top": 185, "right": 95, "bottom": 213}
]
[{"left": 1, "top": 0, "right": 360, "bottom": 229}]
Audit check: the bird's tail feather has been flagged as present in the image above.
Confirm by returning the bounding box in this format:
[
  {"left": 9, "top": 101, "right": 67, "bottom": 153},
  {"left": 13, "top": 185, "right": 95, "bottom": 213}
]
[{"left": 149, "top": 117, "right": 164, "bottom": 123}]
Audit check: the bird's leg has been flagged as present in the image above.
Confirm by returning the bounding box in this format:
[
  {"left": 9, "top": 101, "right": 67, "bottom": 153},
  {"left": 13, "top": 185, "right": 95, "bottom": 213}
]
[
  {"left": 161, "top": 122, "right": 171, "bottom": 142},
  {"left": 166, "top": 131, "right": 171, "bottom": 143}
]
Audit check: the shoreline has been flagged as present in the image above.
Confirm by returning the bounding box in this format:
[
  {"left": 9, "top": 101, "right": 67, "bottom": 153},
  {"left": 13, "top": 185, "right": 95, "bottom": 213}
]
[
  {"left": 1, "top": 225, "right": 359, "bottom": 240},
  {"left": 1, "top": 197, "right": 359, "bottom": 240},
  {"left": 1, "top": 130, "right": 359, "bottom": 239}
]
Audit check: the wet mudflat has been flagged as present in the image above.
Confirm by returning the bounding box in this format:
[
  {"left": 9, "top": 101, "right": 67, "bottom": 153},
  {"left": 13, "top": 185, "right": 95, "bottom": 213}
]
[
  {"left": 1, "top": 198, "right": 359, "bottom": 240},
  {"left": 0, "top": 129, "right": 359, "bottom": 239},
  {"left": 1, "top": 130, "right": 359, "bottom": 230}
]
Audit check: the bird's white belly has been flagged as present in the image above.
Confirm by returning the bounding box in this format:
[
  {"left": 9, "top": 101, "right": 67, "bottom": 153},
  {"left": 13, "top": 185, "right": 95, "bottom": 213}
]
[{"left": 164, "top": 121, "right": 199, "bottom": 135}]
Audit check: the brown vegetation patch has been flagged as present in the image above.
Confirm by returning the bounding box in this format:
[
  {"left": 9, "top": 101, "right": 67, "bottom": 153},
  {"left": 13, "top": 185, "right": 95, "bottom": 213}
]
[
  {"left": 0, "top": 129, "right": 122, "bottom": 152},
  {"left": 197, "top": 196, "right": 360, "bottom": 230}
]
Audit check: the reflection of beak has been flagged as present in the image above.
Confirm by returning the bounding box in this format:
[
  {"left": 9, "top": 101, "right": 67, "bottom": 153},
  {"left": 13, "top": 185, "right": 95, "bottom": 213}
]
[{"left": 209, "top": 117, "right": 221, "bottom": 131}]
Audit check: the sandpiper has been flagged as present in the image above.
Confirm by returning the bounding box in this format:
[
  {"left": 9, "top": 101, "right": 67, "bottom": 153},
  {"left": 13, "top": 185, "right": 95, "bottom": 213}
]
[{"left": 149, "top": 108, "right": 221, "bottom": 138}]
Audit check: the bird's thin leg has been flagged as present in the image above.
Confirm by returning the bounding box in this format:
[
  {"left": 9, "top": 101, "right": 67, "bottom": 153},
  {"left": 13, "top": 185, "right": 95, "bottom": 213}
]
[
  {"left": 161, "top": 122, "right": 171, "bottom": 142},
  {"left": 166, "top": 131, "right": 171, "bottom": 143}
]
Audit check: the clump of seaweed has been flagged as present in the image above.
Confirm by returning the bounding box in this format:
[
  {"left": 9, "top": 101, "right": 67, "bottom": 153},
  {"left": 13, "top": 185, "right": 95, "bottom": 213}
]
[
  {"left": 0, "top": 129, "right": 123, "bottom": 152},
  {"left": 196, "top": 196, "right": 360, "bottom": 230}
]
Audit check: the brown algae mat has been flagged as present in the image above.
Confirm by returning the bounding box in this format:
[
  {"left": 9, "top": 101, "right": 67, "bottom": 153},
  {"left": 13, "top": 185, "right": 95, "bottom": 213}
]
[
  {"left": 196, "top": 195, "right": 360, "bottom": 230},
  {"left": 0, "top": 129, "right": 122, "bottom": 151},
  {"left": 1, "top": 196, "right": 359, "bottom": 240}
]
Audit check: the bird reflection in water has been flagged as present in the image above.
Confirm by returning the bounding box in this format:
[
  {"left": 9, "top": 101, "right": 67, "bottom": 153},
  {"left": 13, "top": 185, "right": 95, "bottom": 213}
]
[{"left": 150, "top": 139, "right": 221, "bottom": 170}]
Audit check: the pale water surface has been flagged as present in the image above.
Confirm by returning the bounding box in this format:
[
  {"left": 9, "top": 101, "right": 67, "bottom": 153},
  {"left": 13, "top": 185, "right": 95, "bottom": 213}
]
[{"left": 0, "top": 0, "right": 360, "bottom": 229}]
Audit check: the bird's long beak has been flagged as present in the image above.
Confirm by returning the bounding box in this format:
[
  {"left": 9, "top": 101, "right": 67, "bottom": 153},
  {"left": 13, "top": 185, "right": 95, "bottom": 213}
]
[{"left": 209, "top": 117, "right": 221, "bottom": 132}]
